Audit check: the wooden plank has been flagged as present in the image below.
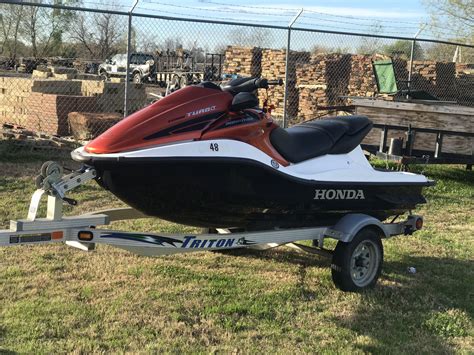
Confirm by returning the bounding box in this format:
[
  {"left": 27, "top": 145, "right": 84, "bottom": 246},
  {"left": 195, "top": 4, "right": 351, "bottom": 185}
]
[
  {"left": 356, "top": 103, "right": 474, "bottom": 155},
  {"left": 353, "top": 98, "right": 474, "bottom": 116}
]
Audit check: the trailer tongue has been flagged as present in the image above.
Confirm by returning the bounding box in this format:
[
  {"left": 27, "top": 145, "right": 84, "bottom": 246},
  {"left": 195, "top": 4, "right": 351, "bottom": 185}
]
[{"left": 1, "top": 161, "right": 424, "bottom": 292}]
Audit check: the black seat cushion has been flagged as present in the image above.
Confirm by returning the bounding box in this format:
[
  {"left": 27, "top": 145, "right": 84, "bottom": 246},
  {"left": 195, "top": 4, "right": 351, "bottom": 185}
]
[{"left": 270, "top": 116, "right": 373, "bottom": 163}]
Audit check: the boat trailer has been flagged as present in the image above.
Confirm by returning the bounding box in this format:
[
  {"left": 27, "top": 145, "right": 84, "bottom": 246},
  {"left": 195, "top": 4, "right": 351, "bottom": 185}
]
[{"left": 0, "top": 162, "right": 424, "bottom": 291}]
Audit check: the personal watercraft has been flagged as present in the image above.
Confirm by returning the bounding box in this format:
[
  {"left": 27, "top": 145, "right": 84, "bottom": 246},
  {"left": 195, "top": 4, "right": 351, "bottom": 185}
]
[{"left": 72, "top": 77, "right": 433, "bottom": 229}]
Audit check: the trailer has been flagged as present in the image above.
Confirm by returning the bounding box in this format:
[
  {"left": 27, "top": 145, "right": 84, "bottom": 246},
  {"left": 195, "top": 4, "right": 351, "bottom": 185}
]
[
  {"left": 154, "top": 53, "right": 225, "bottom": 90},
  {"left": 354, "top": 98, "right": 474, "bottom": 169},
  {"left": 362, "top": 123, "right": 474, "bottom": 170},
  {"left": 0, "top": 162, "right": 424, "bottom": 292}
]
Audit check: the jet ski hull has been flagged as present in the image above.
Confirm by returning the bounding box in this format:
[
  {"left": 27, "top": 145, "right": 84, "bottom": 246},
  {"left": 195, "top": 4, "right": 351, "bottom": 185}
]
[{"left": 89, "top": 157, "right": 428, "bottom": 229}]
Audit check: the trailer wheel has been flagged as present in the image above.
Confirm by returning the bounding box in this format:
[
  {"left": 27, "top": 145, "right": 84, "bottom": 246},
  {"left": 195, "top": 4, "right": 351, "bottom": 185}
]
[
  {"left": 331, "top": 228, "right": 383, "bottom": 292},
  {"left": 179, "top": 75, "right": 188, "bottom": 88},
  {"left": 99, "top": 70, "right": 108, "bottom": 81},
  {"left": 133, "top": 72, "right": 142, "bottom": 83},
  {"left": 170, "top": 75, "right": 180, "bottom": 90}
]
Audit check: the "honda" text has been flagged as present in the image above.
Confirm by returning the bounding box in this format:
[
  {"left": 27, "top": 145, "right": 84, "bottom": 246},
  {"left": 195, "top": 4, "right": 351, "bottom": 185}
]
[{"left": 314, "top": 189, "right": 365, "bottom": 200}]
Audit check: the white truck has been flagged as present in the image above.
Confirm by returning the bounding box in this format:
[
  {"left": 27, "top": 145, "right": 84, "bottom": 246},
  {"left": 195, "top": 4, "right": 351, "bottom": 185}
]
[{"left": 98, "top": 52, "right": 155, "bottom": 83}]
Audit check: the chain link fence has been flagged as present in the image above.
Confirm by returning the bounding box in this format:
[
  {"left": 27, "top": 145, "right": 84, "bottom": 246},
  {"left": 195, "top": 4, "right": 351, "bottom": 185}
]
[{"left": 0, "top": 1, "right": 473, "bottom": 155}]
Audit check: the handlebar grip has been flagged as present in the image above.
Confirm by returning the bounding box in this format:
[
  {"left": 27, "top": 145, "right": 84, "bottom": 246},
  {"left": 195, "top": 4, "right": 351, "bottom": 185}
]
[
  {"left": 267, "top": 79, "right": 283, "bottom": 86},
  {"left": 255, "top": 78, "right": 268, "bottom": 89}
]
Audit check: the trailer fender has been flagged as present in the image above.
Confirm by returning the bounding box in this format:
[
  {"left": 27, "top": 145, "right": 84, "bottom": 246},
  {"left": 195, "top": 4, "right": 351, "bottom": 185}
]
[{"left": 330, "top": 213, "right": 388, "bottom": 243}]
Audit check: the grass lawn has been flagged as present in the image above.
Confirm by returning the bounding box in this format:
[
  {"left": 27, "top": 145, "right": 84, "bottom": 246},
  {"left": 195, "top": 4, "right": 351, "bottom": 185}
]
[{"left": 0, "top": 151, "right": 473, "bottom": 353}]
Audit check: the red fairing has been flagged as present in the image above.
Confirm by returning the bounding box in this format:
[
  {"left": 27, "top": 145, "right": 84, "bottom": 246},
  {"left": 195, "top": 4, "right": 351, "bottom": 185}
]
[{"left": 85, "top": 86, "right": 233, "bottom": 154}]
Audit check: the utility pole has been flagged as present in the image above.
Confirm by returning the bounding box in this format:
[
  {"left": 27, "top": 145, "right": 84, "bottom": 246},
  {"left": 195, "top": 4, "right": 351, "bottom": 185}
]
[
  {"left": 282, "top": 8, "right": 303, "bottom": 128},
  {"left": 124, "top": 0, "right": 139, "bottom": 117}
]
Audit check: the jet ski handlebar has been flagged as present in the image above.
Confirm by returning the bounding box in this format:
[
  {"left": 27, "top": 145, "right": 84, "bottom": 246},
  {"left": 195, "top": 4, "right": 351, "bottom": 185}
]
[
  {"left": 255, "top": 78, "right": 284, "bottom": 89},
  {"left": 222, "top": 77, "right": 283, "bottom": 95}
]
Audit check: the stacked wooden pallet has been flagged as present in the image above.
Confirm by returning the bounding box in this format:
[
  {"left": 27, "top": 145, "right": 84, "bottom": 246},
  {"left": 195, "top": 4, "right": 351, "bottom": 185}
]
[
  {"left": 456, "top": 70, "right": 474, "bottom": 106},
  {"left": 259, "top": 49, "right": 310, "bottom": 119},
  {"left": 295, "top": 54, "right": 353, "bottom": 121},
  {"left": 26, "top": 92, "right": 99, "bottom": 135},
  {"left": 411, "top": 61, "right": 436, "bottom": 81},
  {"left": 297, "top": 85, "right": 329, "bottom": 120},
  {"left": 0, "top": 77, "right": 32, "bottom": 126},
  {"left": 68, "top": 112, "right": 122, "bottom": 140},
  {"left": 224, "top": 46, "right": 474, "bottom": 124},
  {"left": 409, "top": 61, "right": 459, "bottom": 100},
  {"left": 223, "top": 46, "right": 262, "bottom": 77},
  {"left": 0, "top": 77, "right": 146, "bottom": 135},
  {"left": 259, "top": 48, "right": 286, "bottom": 118},
  {"left": 348, "top": 55, "right": 377, "bottom": 97}
]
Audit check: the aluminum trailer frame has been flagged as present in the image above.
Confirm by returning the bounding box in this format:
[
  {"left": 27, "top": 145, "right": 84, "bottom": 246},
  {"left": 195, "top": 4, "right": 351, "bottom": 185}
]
[{"left": 0, "top": 163, "right": 424, "bottom": 291}]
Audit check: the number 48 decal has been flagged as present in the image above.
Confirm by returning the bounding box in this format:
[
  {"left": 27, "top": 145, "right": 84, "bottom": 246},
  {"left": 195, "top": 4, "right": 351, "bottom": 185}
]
[{"left": 209, "top": 143, "right": 219, "bottom": 152}]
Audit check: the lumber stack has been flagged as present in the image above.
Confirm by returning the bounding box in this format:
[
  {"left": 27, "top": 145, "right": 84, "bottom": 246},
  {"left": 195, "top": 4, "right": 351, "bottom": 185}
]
[
  {"left": 223, "top": 45, "right": 474, "bottom": 127},
  {"left": 348, "top": 55, "right": 377, "bottom": 97},
  {"left": 223, "top": 46, "right": 262, "bottom": 77},
  {"left": 407, "top": 61, "right": 459, "bottom": 100},
  {"left": 1, "top": 123, "right": 79, "bottom": 151},
  {"left": 259, "top": 49, "right": 310, "bottom": 120},
  {"left": 68, "top": 112, "right": 122, "bottom": 140},
  {"left": 26, "top": 93, "right": 99, "bottom": 135},
  {"left": 0, "top": 77, "right": 32, "bottom": 126},
  {"left": 295, "top": 54, "right": 353, "bottom": 122},
  {"left": 455, "top": 70, "right": 474, "bottom": 106},
  {"left": 296, "top": 85, "right": 329, "bottom": 122},
  {"left": 0, "top": 76, "right": 146, "bottom": 135}
]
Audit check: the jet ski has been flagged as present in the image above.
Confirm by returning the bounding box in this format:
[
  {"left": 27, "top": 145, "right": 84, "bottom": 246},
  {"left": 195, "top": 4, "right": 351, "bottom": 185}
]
[{"left": 72, "top": 77, "right": 433, "bottom": 229}]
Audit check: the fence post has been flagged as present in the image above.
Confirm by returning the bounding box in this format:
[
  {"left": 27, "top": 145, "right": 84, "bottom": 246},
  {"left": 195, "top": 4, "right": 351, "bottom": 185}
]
[
  {"left": 124, "top": 0, "right": 139, "bottom": 118},
  {"left": 407, "top": 25, "right": 425, "bottom": 95},
  {"left": 283, "top": 9, "right": 303, "bottom": 128}
]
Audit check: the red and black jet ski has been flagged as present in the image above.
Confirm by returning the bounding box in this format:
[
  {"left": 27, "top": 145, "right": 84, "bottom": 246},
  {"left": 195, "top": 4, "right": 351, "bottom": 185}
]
[{"left": 72, "top": 77, "right": 433, "bottom": 229}]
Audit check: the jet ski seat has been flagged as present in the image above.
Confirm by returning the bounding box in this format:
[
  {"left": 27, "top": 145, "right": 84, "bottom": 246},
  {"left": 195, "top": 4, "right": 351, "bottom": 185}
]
[{"left": 270, "top": 116, "right": 373, "bottom": 163}]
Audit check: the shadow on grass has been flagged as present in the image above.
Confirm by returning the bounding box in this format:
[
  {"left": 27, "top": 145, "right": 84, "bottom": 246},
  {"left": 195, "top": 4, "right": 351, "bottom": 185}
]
[
  {"left": 216, "top": 246, "right": 331, "bottom": 269},
  {"left": 334, "top": 255, "right": 473, "bottom": 353},
  {"left": 0, "top": 325, "right": 17, "bottom": 355},
  {"left": 216, "top": 247, "right": 472, "bottom": 352},
  {"left": 410, "top": 164, "right": 473, "bottom": 188},
  {"left": 0, "top": 140, "right": 73, "bottom": 164}
]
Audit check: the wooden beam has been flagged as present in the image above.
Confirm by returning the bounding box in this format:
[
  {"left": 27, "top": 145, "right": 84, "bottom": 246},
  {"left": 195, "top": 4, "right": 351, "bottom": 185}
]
[{"left": 353, "top": 98, "right": 474, "bottom": 116}]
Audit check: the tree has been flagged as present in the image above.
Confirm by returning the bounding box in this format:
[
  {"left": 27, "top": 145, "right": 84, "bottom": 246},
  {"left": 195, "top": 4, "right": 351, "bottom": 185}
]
[
  {"left": 0, "top": 4, "right": 24, "bottom": 59},
  {"left": 425, "top": 42, "right": 474, "bottom": 62},
  {"left": 70, "top": 11, "right": 126, "bottom": 59},
  {"left": 357, "top": 22, "right": 384, "bottom": 55},
  {"left": 383, "top": 40, "right": 424, "bottom": 60},
  {"left": 19, "top": 1, "right": 78, "bottom": 58},
  {"left": 423, "top": 0, "right": 473, "bottom": 43},
  {"left": 227, "top": 27, "right": 272, "bottom": 47}
]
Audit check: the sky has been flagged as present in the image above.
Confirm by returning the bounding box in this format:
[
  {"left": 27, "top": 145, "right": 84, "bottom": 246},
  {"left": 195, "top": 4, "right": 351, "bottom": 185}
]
[
  {"left": 92, "top": 0, "right": 437, "bottom": 38},
  {"left": 75, "top": 0, "right": 465, "bottom": 54}
]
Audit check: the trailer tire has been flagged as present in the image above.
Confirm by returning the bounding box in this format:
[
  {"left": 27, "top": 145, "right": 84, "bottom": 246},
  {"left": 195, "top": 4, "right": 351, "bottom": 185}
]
[
  {"left": 133, "top": 72, "right": 142, "bottom": 83},
  {"left": 331, "top": 227, "right": 383, "bottom": 292},
  {"left": 179, "top": 75, "right": 188, "bottom": 88},
  {"left": 99, "top": 70, "right": 108, "bottom": 81},
  {"left": 170, "top": 75, "right": 180, "bottom": 90}
]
